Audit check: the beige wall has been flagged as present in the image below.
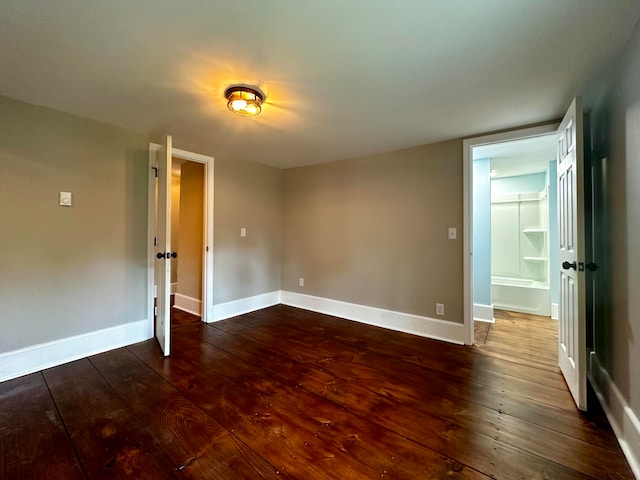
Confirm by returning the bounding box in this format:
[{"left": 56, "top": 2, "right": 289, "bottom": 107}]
[
  {"left": 176, "top": 161, "right": 204, "bottom": 301},
  {"left": 0, "top": 95, "right": 149, "bottom": 353},
  {"left": 213, "top": 156, "right": 282, "bottom": 304},
  {"left": 170, "top": 167, "right": 181, "bottom": 285},
  {"left": 0, "top": 96, "right": 283, "bottom": 355},
  {"left": 586, "top": 20, "right": 640, "bottom": 428},
  {"left": 282, "top": 140, "right": 463, "bottom": 322}
]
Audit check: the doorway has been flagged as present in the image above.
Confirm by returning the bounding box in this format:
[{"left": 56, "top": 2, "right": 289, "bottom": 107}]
[
  {"left": 463, "top": 124, "right": 558, "bottom": 346},
  {"left": 147, "top": 141, "right": 214, "bottom": 354},
  {"left": 465, "top": 100, "right": 588, "bottom": 411},
  {"left": 170, "top": 158, "right": 205, "bottom": 320},
  {"left": 476, "top": 135, "right": 557, "bottom": 314}
]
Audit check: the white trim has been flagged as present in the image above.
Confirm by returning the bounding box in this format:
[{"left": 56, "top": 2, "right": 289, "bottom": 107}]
[
  {"left": 209, "top": 291, "right": 281, "bottom": 322},
  {"left": 473, "top": 303, "right": 495, "bottom": 323},
  {"left": 147, "top": 144, "right": 159, "bottom": 339},
  {"left": 170, "top": 282, "right": 178, "bottom": 295},
  {"left": 171, "top": 146, "right": 215, "bottom": 324},
  {"left": 174, "top": 293, "right": 202, "bottom": 316},
  {"left": 463, "top": 140, "right": 472, "bottom": 344},
  {"left": 281, "top": 291, "right": 466, "bottom": 345},
  {"left": 0, "top": 320, "right": 150, "bottom": 383},
  {"left": 492, "top": 303, "right": 550, "bottom": 316},
  {"left": 172, "top": 147, "right": 214, "bottom": 164},
  {"left": 463, "top": 124, "right": 559, "bottom": 347},
  {"left": 551, "top": 302, "right": 559, "bottom": 320},
  {"left": 590, "top": 353, "right": 640, "bottom": 479}
]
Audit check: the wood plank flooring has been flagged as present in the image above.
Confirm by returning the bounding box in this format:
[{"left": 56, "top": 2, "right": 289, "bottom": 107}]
[{"left": 1, "top": 305, "right": 633, "bottom": 479}]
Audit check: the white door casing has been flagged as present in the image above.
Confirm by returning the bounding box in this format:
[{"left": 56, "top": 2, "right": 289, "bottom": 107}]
[
  {"left": 171, "top": 147, "right": 215, "bottom": 324},
  {"left": 557, "top": 98, "right": 587, "bottom": 410}
]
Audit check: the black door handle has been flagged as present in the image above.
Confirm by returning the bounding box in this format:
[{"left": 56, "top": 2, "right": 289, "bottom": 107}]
[
  {"left": 156, "top": 252, "right": 166, "bottom": 259},
  {"left": 586, "top": 262, "right": 598, "bottom": 271},
  {"left": 562, "top": 261, "right": 577, "bottom": 270},
  {"left": 170, "top": 252, "right": 178, "bottom": 259}
]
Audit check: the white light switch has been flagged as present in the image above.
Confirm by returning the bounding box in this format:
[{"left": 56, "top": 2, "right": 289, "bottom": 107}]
[
  {"left": 448, "top": 227, "right": 457, "bottom": 240},
  {"left": 240, "top": 227, "right": 247, "bottom": 237},
  {"left": 59, "top": 191, "right": 72, "bottom": 206}
]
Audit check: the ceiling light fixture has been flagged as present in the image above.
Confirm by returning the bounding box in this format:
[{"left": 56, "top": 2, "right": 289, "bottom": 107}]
[{"left": 225, "top": 86, "right": 264, "bottom": 116}]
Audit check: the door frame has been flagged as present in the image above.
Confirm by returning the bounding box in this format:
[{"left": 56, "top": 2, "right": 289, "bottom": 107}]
[
  {"left": 147, "top": 143, "right": 214, "bottom": 337},
  {"left": 462, "top": 124, "right": 558, "bottom": 345}
]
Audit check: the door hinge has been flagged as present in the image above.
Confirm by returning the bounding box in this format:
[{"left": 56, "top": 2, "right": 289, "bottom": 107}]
[
  {"left": 206, "top": 246, "right": 209, "bottom": 252},
  {"left": 151, "top": 166, "right": 158, "bottom": 178}
]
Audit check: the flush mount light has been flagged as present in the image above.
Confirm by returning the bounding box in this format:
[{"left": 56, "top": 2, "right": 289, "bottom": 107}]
[{"left": 224, "top": 86, "right": 264, "bottom": 116}]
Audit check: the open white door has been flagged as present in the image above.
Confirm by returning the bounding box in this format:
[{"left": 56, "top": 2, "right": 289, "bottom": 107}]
[
  {"left": 154, "top": 135, "right": 172, "bottom": 356},
  {"left": 557, "top": 98, "right": 586, "bottom": 410}
]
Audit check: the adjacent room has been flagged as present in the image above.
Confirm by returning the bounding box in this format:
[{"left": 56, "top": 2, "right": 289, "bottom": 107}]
[{"left": 1, "top": 2, "right": 640, "bottom": 478}]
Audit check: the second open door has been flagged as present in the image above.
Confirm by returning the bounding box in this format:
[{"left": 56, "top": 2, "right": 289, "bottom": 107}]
[{"left": 557, "top": 98, "right": 586, "bottom": 410}]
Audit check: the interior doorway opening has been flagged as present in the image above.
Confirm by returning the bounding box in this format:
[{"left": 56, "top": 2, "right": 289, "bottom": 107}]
[
  {"left": 465, "top": 100, "right": 588, "bottom": 411},
  {"left": 474, "top": 135, "right": 558, "bottom": 315},
  {"left": 463, "top": 124, "right": 559, "bottom": 346},
  {"left": 471, "top": 133, "right": 559, "bottom": 353},
  {"left": 170, "top": 157, "right": 205, "bottom": 320},
  {"left": 147, "top": 140, "right": 214, "bottom": 356}
]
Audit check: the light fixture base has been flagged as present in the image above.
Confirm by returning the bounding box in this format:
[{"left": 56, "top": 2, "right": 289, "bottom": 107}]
[{"left": 224, "top": 86, "right": 264, "bottom": 116}]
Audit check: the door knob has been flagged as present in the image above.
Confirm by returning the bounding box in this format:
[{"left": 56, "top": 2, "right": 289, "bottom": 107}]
[
  {"left": 156, "top": 252, "right": 166, "bottom": 259},
  {"left": 585, "top": 262, "right": 599, "bottom": 271},
  {"left": 170, "top": 252, "right": 178, "bottom": 259},
  {"left": 562, "top": 261, "right": 577, "bottom": 270}
]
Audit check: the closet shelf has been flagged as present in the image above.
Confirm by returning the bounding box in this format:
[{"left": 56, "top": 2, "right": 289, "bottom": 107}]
[
  {"left": 523, "top": 256, "right": 547, "bottom": 262},
  {"left": 523, "top": 228, "right": 547, "bottom": 234}
]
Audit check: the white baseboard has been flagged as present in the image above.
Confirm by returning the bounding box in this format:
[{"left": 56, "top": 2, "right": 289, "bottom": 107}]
[
  {"left": 474, "top": 303, "right": 494, "bottom": 323},
  {"left": 492, "top": 303, "right": 551, "bottom": 316},
  {"left": 209, "top": 291, "right": 281, "bottom": 322},
  {"left": 551, "top": 303, "right": 559, "bottom": 320},
  {"left": 0, "top": 320, "right": 150, "bottom": 383},
  {"left": 281, "top": 291, "right": 466, "bottom": 345},
  {"left": 590, "top": 352, "right": 640, "bottom": 479},
  {"left": 174, "top": 293, "right": 201, "bottom": 316}
]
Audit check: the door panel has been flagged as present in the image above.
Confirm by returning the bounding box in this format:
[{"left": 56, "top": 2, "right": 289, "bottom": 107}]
[
  {"left": 557, "top": 98, "right": 586, "bottom": 410},
  {"left": 154, "top": 135, "right": 172, "bottom": 356}
]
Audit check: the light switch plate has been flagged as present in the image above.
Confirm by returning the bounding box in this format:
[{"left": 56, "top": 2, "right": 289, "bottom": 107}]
[
  {"left": 448, "top": 227, "right": 457, "bottom": 240},
  {"left": 240, "top": 227, "right": 246, "bottom": 237},
  {"left": 59, "top": 191, "right": 72, "bottom": 206}
]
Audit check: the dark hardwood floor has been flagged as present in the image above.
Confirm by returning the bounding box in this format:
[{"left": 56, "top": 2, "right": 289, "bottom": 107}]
[{"left": 1, "top": 305, "right": 633, "bottom": 479}]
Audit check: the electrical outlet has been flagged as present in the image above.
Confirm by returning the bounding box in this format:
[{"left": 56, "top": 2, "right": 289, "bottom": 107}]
[
  {"left": 299, "top": 277, "right": 304, "bottom": 287},
  {"left": 436, "top": 303, "right": 445, "bottom": 316}
]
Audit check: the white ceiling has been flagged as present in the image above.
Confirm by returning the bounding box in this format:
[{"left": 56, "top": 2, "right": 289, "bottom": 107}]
[
  {"left": 473, "top": 134, "right": 557, "bottom": 178},
  {"left": 1, "top": 1, "right": 638, "bottom": 169}
]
